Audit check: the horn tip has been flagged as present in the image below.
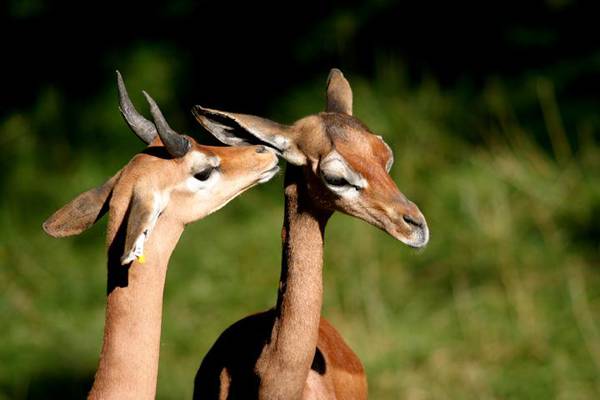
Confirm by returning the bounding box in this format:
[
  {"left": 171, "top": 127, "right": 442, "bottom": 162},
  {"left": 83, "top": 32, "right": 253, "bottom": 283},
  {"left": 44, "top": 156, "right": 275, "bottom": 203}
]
[
  {"left": 142, "top": 91, "right": 158, "bottom": 110},
  {"left": 116, "top": 71, "right": 127, "bottom": 100}
]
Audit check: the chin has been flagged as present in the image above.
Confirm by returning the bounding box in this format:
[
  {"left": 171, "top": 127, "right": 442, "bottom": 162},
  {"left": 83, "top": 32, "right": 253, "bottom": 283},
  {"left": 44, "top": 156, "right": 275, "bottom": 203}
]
[{"left": 391, "top": 228, "right": 429, "bottom": 249}]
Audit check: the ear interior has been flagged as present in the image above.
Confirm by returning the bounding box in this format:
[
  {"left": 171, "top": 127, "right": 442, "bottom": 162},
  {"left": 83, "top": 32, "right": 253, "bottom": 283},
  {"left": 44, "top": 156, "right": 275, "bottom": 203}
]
[
  {"left": 193, "top": 106, "right": 307, "bottom": 165},
  {"left": 192, "top": 107, "right": 272, "bottom": 147},
  {"left": 43, "top": 172, "right": 120, "bottom": 238}
]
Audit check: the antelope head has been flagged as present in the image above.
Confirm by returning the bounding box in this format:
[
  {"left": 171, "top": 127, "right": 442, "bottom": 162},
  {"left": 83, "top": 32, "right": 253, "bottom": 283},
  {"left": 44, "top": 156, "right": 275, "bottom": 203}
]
[
  {"left": 193, "top": 69, "right": 428, "bottom": 248},
  {"left": 43, "top": 72, "right": 279, "bottom": 264}
]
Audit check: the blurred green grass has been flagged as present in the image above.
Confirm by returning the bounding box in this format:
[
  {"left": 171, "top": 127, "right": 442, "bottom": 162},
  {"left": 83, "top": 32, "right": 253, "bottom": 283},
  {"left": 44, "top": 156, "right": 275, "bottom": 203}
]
[{"left": 1, "top": 55, "right": 599, "bottom": 399}]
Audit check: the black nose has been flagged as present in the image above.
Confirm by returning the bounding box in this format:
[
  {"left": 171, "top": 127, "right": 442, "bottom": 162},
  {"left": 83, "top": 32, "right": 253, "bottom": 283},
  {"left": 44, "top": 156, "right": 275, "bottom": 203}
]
[
  {"left": 256, "top": 145, "right": 268, "bottom": 153},
  {"left": 403, "top": 214, "right": 424, "bottom": 229}
]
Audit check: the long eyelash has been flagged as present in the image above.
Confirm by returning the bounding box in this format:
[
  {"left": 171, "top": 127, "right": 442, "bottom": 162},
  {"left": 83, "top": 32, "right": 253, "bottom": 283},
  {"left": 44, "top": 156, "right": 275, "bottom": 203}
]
[
  {"left": 326, "top": 175, "right": 348, "bottom": 186},
  {"left": 194, "top": 168, "right": 213, "bottom": 181}
]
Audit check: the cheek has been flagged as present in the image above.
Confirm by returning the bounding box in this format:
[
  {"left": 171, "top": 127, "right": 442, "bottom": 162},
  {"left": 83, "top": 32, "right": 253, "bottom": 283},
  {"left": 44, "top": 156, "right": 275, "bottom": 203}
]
[
  {"left": 333, "top": 192, "right": 363, "bottom": 215},
  {"left": 194, "top": 176, "right": 250, "bottom": 208},
  {"left": 214, "top": 176, "right": 249, "bottom": 198},
  {"left": 334, "top": 194, "right": 385, "bottom": 229},
  {"left": 337, "top": 187, "right": 360, "bottom": 200},
  {"left": 168, "top": 177, "right": 220, "bottom": 219}
]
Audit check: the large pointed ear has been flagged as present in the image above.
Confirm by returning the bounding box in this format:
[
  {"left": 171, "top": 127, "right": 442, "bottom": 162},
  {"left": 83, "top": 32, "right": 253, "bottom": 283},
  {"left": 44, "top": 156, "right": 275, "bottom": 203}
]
[
  {"left": 43, "top": 171, "right": 121, "bottom": 238},
  {"left": 326, "top": 68, "right": 353, "bottom": 115},
  {"left": 192, "top": 106, "right": 307, "bottom": 165},
  {"left": 120, "top": 188, "right": 166, "bottom": 265}
]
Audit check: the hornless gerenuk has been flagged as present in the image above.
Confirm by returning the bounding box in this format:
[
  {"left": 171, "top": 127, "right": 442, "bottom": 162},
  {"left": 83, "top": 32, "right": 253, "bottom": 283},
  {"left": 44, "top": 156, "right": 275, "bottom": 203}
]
[{"left": 192, "top": 69, "right": 429, "bottom": 400}]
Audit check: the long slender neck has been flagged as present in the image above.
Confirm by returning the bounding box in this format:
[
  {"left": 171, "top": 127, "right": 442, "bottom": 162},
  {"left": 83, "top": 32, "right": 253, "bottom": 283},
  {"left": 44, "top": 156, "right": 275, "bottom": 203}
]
[
  {"left": 257, "top": 165, "right": 332, "bottom": 399},
  {"left": 88, "top": 212, "right": 183, "bottom": 400}
]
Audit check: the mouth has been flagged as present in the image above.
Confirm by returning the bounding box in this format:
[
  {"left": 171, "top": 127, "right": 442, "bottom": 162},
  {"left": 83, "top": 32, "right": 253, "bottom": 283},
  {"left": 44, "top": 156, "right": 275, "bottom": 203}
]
[
  {"left": 258, "top": 164, "right": 280, "bottom": 183},
  {"left": 400, "top": 214, "right": 429, "bottom": 248},
  {"left": 379, "top": 213, "right": 429, "bottom": 249},
  {"left": 404, "top": 224, "right": 429, "bottom": 248},
  {"left": 389, "top": 225, "right": 429, "bottom": 249}
]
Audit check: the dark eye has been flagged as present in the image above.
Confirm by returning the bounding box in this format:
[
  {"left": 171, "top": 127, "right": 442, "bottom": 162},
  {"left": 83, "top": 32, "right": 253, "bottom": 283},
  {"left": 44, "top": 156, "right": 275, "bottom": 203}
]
[
  {"left": 193, "top": 167, "right": 214, "bottom": 181},
  {"left": 322, "top": 173, "right": 349, "bottom": 187}
]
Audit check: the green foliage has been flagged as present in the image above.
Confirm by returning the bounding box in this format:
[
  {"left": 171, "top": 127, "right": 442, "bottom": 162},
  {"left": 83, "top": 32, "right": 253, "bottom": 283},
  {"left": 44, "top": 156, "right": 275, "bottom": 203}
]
[{"left": 1, "top": 56, "right": 599, "bottom": 399}]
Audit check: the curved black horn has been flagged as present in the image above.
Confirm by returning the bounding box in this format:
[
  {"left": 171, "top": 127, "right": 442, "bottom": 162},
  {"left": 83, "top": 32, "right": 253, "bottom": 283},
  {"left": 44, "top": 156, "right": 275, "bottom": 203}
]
[
  {"left": 116, "top": 71, "right": 157, "bottom": 144},
  {"left": 143, "top": 91, "right": 191, "bottom": 158}
]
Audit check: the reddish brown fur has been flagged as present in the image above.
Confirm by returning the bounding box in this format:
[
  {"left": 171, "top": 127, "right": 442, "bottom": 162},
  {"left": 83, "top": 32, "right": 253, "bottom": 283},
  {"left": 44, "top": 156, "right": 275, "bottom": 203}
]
[
  {"left": 313, "top": 318, "right": 368, "bottom": 399},
  {"left": 194, "top": 312, "right": 367, "bottom": 400},
  {"left": 194, "top": 69, "right": 427, "bottom": 400},
  {"left": 194, "top": 161, "right": 368, "bottom": 400}
]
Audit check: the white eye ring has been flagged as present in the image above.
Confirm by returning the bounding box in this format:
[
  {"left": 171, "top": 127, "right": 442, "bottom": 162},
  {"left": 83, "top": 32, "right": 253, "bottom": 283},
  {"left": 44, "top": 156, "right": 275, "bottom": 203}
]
[
  {"left": 322, "top": 172, "right": 351, "bottom": 188},
  {"left": 186, "top": 169, "right": 219, "bottom": 192},
  {"left": 320, "top": 171, "right": 361, "bottom": 200},
  {"left": 319, "top": 150, "right": 368, "bottom": 198},
  {"left": 327, "top": 181, "right": 359, "bottom": 198}
]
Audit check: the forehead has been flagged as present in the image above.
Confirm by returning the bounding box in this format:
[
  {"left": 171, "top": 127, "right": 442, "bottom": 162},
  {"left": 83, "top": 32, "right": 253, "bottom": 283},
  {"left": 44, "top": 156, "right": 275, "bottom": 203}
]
[
  {"left": 321, "top": 113, "right": 392, "bottom": 169},
  {"left": 129, "top": 141, "right": 217, "bottom": 171},
  {"left": 191, "top": 140, "right": 218, "bottom": 159}
]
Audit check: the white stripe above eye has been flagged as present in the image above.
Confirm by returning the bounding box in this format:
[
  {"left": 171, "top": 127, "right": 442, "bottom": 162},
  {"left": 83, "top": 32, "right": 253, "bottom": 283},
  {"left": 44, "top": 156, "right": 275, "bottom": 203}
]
[{"left": 184, "top": 151, "right": 221, "bottom": 192}]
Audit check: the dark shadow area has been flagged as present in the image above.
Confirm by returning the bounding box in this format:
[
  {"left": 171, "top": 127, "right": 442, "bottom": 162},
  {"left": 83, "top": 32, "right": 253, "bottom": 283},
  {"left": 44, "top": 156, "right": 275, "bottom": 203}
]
[
  {"left": 193, "top": 309, "right": 332, "bottom": 398},
  {"left": 311, "top": 348, "right": 327, "bottom": 375},
  {"left": 141, "top": 145, "right": 177, "bottom": 160},
  {"left": 193, "top": 311, "right": 272, "bottom": 399},
  {"left": 107, "top": 206, "right": 131, "bottom": 293},
  {"left": 3, "top": 368, "right": 95, "bottom": 400}
]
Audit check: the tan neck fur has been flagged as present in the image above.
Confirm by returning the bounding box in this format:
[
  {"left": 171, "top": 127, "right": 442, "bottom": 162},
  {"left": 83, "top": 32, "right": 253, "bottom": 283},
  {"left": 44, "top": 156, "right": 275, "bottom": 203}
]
[
  {"left": 256, "top": 165, "right": 331, "bottom": 399},
  {"left": 88, "top": 205, "right": 183, "bottom": 400}
]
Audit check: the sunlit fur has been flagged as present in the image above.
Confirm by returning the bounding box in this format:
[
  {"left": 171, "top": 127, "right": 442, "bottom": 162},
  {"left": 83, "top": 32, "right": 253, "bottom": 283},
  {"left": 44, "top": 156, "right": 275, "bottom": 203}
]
[
  {"left": 44, "top": 133, "right": 278, "bottom": 399},
  {"left": 193, "top": 69, "right": 428, "bottom": 400},
  {"left": 294, "top": 112, "right": 429, "bottom": 248}
]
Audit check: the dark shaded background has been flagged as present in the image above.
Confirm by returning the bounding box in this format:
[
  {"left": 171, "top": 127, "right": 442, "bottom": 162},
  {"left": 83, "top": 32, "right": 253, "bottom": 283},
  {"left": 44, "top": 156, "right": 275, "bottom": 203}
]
[{"left": 3, "top": 0, "right": 599, "bottom": 132}]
